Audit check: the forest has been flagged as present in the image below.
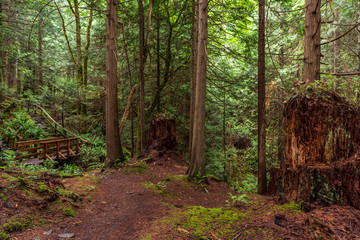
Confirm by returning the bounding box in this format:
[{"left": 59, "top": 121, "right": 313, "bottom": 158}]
[{"left": 1, "top": 0, "right": 360, "bottom": 239}]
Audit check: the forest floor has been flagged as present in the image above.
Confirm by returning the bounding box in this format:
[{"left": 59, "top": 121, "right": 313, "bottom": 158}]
[{"left": 1, "top": 160, "right": 360, "bottom": 240}]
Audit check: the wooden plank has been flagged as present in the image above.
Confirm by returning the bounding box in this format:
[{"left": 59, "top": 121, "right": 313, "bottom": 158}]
[
  {"left": 69, "top": 149, "right": 76, "bottom": 156},
  {"left": 17, "top": 137, "right": 64, "bottom": 148},
  {"left": 45, "top": 154, "right": 52, "bottom": 161},
  {"left": 59, "top": 152, "right": 67, "bottom": 159}
]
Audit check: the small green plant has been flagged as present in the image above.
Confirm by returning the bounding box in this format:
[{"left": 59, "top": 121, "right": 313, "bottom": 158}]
[
  {"left": 0, "top": 230, "right": 9, "bottom": 240},
  {"left": 61, "top": 164, "right": 81, "bottom": 174},
  {"left": 63, "top": 207, "right": 77, "bottom": 217},
  {"left": 225, "top": 193, "right": 249, "bottom": 206},
  {"left": 0, "top": 150, "right": 17, "bottom": 167}
]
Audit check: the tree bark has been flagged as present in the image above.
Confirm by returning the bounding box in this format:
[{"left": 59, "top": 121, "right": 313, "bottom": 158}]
[
  {"left": 258, "top": 0, "right": 267, "bottom": 194},
  {"left": 187, "top": 0, "right": 207, "bottom": 178},
  {"left": 189, "top": 0, "right": 197, "bottom": 161},
  {"left": 137, "top": 0, "right": 146, "bottom": 153},
  {"left": 303, "top": 0, "right": 321, "bottom": 83},
  {"left": 38, "top": 13, "right": 43, "bottom": 89},
  {"left": 105, "top": 0, "right": 125, "bottom": 165}
]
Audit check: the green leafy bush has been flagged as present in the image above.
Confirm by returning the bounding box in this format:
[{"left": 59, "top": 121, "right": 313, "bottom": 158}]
[{"left": 0, "top": 109, "right": 49, "bottom": 142}]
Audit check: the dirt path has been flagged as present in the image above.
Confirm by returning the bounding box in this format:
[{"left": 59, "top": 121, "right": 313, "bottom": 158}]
[
  {"left": 63, "top": 171, "right": 167, "bottom": 239},
  {"left": 15, "top": 168, "right": 169, "bottom": 240}
]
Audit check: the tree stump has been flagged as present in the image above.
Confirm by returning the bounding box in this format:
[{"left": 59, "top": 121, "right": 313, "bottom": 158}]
[
  {"left": 269, "top": 91, "right": 360, "bottom": 208},
  {"left": 133, "top": 117, "right": 179, "bottom": 164}
]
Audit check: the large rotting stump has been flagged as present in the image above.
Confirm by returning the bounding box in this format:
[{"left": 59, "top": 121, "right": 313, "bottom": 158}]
[
  {"left": 269, "top": 91, "right": 360, "bottom": 208},
  {"left": 133, "top": 117, "right": 179, "bottom": 164}
]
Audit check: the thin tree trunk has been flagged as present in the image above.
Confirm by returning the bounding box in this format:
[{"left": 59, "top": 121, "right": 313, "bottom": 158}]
[
  {"left": 258, "top": 0, "right": 267, "bottom": 194},
  {"left": 137, "top": 0, "right": 146, "bottom": 153},
  {"left": 120, "top": 22, "right": 134, "bottom": 157},
  {"left": 303, "top": 0, "right": 321, "bottom": 83},
  {"left": 188, "top": 0, "right": 208, "bottom": 178},
  {"left": 137, "top": 0, "right": 154, "bottom": 152},
  {"left": 38, "top": 13, "right": 43, "bottom": 89},
  {"left": 83, "top": 5, "right": 93, "bottom": 88},
  {"left": 156, "top": 10, "right": 161, "bottom": 112},
  {"left": 189, "top": 0, "right": 197, "bottom": 161},
  {"left": 105, "top": 0, "right": 125, "bottom": 165}
]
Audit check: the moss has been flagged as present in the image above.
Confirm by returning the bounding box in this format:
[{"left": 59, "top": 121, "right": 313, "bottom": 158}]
[
  {"left": 163, "top": 206, "right": 248, "bottom": 238},
  {"left": 3, "top": 222, "right": 24, "bottom": 233},
  {"left": 36, "top": 182, "right": 52, "bottom": 193},
  {"left": 63, "top": 207, "right": 77, "bottom": 217},
  {"left": 123, "top": 161, "right": 148, "bottom": 174},
  {"left": 272, "top": 202, "right": 302, "bottom": 214},
  {"left": 142, "top": 182, "right": 170, "bottom": 197},
  {"left": 56, "top": 188, "right": 80, "bottom": 202},
  {"left": 0, "top": 230, "right": 9, "bottom": 240},
  {"left": 0, "top": 193, "right": 7, "bottom": 201},
  {"left": 1, "top": 174, "right": 16, "bottom": 181}
]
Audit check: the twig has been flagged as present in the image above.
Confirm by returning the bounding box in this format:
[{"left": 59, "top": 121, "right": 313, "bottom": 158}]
[
  {"left": 231, "top": 224, "right": 247, "bottom": 240},
  {"left": 319, "top": 23, "right": 359, "bottom": 46}
]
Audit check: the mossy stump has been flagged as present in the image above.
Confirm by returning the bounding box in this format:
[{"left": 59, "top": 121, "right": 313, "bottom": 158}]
[{"left": 270, "top": 92, "right": 360, "bottom": 208}]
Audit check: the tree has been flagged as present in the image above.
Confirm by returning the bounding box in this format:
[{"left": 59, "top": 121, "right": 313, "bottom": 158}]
[
  {"left": 105, "top": 0, "right": 125, "bottom": 165},
  {"left": 137, "top": 0, "right": 153, "bottom": 153},
  {"left": 187, "top": 0, "right": 208, "bottom": 178},
  {"left": 257, "top": 0, "right": 267, "bottom": 195},
  {"left": 303, "top": 0, "right": 321, "bottom": 83}
]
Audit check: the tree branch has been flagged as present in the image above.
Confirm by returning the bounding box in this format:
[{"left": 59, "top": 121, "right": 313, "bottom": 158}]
[{"left": 319, "top": 23, "right": 359, "bottom": 46}]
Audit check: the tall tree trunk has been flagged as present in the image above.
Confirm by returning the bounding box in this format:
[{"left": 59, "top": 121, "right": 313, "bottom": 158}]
[
  {"left": 105, "top": 0, "right": 125, "bottom": 165},
  {"left": 303, "top": 0, "right": 321, "bottom": 83},
  {"left": 137, "top": 0, "right": 146, "bottom": 153},
  {"left": 120, "top": 22, "right": 134, "bottom": 157},
  {"left": 83, "top": 6, "right": 93, "bottom": 88},
  {"left": 258, "top": 0, "right": 267, "bottom": 194},
  {"left": 38, "top": 13, "right": 43, "bottom": 90},
  {"left": 156, "top": 10, "right": 161, "bottom": 112},
  {"left": 136, "top": 0, "right": 153, "bottom": 152},
  {"left": 189, "top": 0, "right": 197, "bottom": 161},
  {"left": 187, "top": 0, "right": 207, "bottom": 178}
]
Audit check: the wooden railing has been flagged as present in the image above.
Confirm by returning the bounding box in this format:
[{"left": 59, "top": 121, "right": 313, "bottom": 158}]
[{"left": 16, "top": 137, "right": 81, "bottom": 161}]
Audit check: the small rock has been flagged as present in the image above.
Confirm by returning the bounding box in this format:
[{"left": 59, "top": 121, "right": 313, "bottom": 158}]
[
  {"left": 43, "top": 230, "right": 53, "bottom": 235},
  {"left": 33, "top": 237, "right": 41, "bottom": 240},
  {"left": 58, "top": 233, "right": 75, "bottom": 238},
  {"left": 5, "top": 200, "right": 13, "bottom": 208}
]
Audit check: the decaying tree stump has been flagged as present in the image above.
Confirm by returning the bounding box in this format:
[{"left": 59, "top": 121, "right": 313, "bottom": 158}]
[
  {"left": 269, "top": 91, "right": 360, "bottom": 208},
  {"left": 133, "top": 117, "right": 179, "bottom": 164}
]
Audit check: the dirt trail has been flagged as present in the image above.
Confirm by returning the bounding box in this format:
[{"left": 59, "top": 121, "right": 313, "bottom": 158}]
[{"left": 15, "top": 167, "right": 169, "bottom": 240}]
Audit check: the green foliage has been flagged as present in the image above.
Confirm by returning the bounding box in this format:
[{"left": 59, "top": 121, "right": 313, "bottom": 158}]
[
  {"left": 0, "top": 108, "right": 49, "bottom": 143},
  {"left": 0, "top": 150, "right": 17, "bottom": 167},
  {"left": 79, "top": 136, "right": 106, "bottom": 170},
  {"left": 226, "top": 193, "right": 250, "bottom": 206},
  {"left": 0, "top": 230, "right": 9, "bottom": 240},
  {"left": 63, "top": 207, "right": 77, "bottom": 217}
]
